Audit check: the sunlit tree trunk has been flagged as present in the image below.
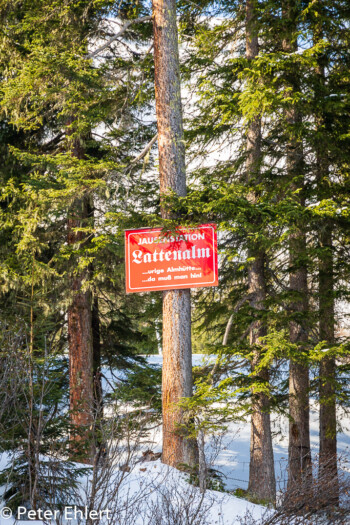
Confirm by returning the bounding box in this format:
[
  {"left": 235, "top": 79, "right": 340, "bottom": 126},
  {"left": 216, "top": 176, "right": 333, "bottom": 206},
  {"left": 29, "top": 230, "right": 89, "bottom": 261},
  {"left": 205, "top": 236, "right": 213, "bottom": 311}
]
[
  {"left": 153, "top": 0, "right": 198, "bottom": 468},
  {"left": 246, "top": 0, "right": 276, "bottom": 504}
]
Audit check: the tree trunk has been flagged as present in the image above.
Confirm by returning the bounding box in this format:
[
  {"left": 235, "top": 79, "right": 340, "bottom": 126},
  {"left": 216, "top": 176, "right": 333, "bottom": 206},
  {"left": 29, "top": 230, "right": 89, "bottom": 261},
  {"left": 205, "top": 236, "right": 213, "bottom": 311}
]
[
  {"left": 315, "top": 52, "right": 338, "bottom": 498},
  {"left": 281, "top": 1, "right": 312, "bottom": 491},
  {"left": 153, "top": 0, "right": 198, "bottom": 468},
  {"left": 162, "top": 290, "right": 198, "bottom": 467},
  {"left": 288, "top": 226, "right": 311, "bottom": 488},
  {"left": 92, "top": 294, "right": 103, "bottom": 434},
  {"left": 246, "top": 0, "right": 276, "bottom": 505},
  {"left": 318, "top": 224, "right": 338, "bottom": 498},
  {"left": 67, "top": 129, "right": 94, "bottom": 463},
  {"left": 248, "top": 256, "right": 276, "bottom": 503}
]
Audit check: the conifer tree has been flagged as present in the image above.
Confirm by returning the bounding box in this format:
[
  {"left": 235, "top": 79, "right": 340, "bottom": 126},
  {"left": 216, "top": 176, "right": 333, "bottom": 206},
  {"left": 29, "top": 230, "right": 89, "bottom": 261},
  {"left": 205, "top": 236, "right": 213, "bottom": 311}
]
[
  {"left": 280, "top": 0, "right": 312, "bottom": 491},
  {"left": 313, "top": 20, "right": 338, "bottom": 504},
  {"left": 0, "top": 0, "right": 156, "bottom": 463},
  {"left": 245, "top": 0, "right": 275, "bottom": 504},
  {"left": 306, "top": 0, "right": 350, "bottom": 500}
]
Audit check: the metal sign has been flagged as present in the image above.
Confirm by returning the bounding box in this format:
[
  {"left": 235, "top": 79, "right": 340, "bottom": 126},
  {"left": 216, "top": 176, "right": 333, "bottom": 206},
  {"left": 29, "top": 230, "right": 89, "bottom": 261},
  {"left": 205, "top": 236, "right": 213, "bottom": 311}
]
[{"left": 125, "top": 224, "right": 218, "bottom": 293}]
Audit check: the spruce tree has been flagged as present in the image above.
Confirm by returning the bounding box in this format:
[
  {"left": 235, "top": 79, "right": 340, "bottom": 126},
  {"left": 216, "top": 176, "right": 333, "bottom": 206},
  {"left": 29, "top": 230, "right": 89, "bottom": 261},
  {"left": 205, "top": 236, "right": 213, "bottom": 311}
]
[
  {"left": 280, "top": 0, "right": 312, "bottom": 491},
  {"left": 245, "top": 0, "right": 275, "bottom": 504},
  {"left": 0, "top": 0, "right": 156, "bottom": 464}
]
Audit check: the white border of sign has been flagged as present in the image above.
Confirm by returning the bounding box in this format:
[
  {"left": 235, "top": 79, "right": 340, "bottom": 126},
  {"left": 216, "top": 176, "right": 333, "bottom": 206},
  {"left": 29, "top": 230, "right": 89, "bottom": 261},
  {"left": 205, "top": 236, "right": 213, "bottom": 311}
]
[{"left": 126, "top": 225, "right": 217, "bottom": 292}]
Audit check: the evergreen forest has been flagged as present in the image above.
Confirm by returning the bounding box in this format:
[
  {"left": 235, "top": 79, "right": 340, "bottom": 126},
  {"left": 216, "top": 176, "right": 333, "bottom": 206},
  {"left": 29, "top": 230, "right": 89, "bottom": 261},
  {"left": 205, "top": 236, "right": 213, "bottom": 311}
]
[{"left": 0, "top": 0, "right": 349, "bottom": 523}]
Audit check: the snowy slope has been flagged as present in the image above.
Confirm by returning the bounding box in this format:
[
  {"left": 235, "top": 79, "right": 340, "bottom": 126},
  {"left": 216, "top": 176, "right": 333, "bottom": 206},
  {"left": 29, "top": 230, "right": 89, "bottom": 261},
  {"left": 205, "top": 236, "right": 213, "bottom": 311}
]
[
  {"left": 1, "top": 354, "right": 349, "bottom": 525},
  {"left": 141, "top": 355, "right": 350, "bottom": 493},
  {"left": 0, "top": 453, "right": 268, "bottom": 525}
]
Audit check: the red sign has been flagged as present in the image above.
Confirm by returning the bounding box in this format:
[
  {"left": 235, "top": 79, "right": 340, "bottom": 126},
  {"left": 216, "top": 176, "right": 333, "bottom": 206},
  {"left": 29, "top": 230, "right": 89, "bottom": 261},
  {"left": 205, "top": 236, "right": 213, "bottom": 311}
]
[{"left": 125, "top": 224, "right": 218, "bottom": 293}]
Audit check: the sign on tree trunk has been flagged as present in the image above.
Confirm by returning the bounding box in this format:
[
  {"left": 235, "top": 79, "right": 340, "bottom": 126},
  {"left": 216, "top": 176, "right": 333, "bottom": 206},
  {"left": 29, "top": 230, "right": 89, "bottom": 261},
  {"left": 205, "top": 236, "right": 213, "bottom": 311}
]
[{"left": 125, "top": 224, "right": 218, "bottom": 293}]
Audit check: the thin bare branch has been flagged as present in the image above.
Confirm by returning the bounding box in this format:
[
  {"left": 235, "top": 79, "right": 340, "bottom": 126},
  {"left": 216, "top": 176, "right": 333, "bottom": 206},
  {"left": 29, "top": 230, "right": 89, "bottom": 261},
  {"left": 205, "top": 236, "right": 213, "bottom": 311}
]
[
  {"left": 126, "top": 133, "right": 158, "bottom": 171},
  {"left": 87, "top": 16, "right": 152, "bottom": 59}
]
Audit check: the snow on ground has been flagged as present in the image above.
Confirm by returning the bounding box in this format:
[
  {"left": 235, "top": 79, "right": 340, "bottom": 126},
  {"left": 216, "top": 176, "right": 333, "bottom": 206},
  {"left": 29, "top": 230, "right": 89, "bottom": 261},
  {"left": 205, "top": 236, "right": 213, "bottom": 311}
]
[
  {"left": 0, "top": 453, "right": 267, "bottom": 525},
  {"left": 1, "top": 354, "right": 349, "bottom": 524},
  {"left": 141, "top": 354, "right": 350, "bottom": 492}
]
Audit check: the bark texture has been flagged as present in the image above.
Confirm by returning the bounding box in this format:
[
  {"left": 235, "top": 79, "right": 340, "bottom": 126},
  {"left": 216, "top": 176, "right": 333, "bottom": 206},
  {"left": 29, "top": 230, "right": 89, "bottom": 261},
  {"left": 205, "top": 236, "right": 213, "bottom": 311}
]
[
  {"left": 92, "top": 294, "right": 103, "bottom": 426},
  {"left": 248, "top": 257, "right": 276, "bottom": 503},
  {"left": 162, "top": 289, "right": 197, "bottom": 467},
  {"left": 153, "top": 0, "right": 186, "bottom": 201},
  {"left": 153, "top": 0, "right": 197, "bottom": 468},
  {"left": 282, "top": 2, "right": 311, "bottom": 490},
  {"left": 67, "top": 130, "right": 94, "bottom": 463},
  {"left": 288, "top": 229, "right": 311, "bottom": 488},
  {"left": 246, "top": 0, "right": 276, "bottom": 504}
]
